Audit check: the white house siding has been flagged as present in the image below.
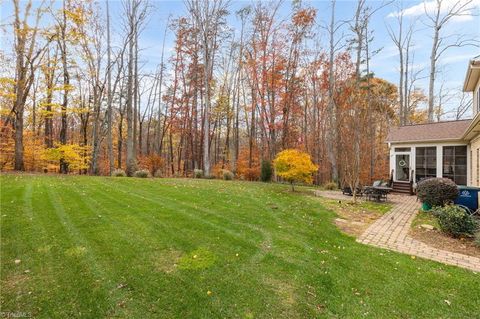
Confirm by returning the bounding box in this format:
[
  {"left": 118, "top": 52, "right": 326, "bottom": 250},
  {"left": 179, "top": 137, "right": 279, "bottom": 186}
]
[
  {"left": 474, "top": 79, "right": 480, "bottom": 115},
  {"left": 470, "top": 135, "right": 480, "bottom": 186}
]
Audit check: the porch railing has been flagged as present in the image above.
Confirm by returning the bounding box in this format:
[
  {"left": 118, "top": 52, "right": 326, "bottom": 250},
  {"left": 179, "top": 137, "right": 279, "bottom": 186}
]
[
  {"left": 389, "top": 169, "right": 394, "bottom": 187},
  {"left": 409, "top": 169, "right": 414, "bottom": 195}
]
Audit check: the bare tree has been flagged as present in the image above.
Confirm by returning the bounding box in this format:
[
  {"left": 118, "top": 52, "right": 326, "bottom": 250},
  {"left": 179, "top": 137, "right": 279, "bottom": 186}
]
[
  {"left": 57, "top": 0, "right": 71, "bottom": 173},
  {"left": 74, "top": 3, "right": 106, "bottom": 176},
  {"left": 324, "top": 0, "right": 346, "bottom": 184},
  {"left": 123, "top": 0, "right": 148, "bottom": 176},
  {"left": 425, "top": 0, "right": 479, "bottom": 122},
  {"left": 106, "top": 0, "right": 114, "bottom": 175},
  {"left": 155, "top": 16, "right": 169, "bottom": 156},
  {"left": 386, "top": 1, "right": 416, "bottom": 126},
  {"left": 231, "top": 6, "right": 250, "bottom": 174},
  {"left": 12, "top": 0, "right": 45, "bottom": 170},
  {"left": 185, "top": 0, "right": 229, "bottom": 177},
  {"left": 455, "top": 91, "right": 473, "bottom": 120},
  {"left": 42, "top": 47, "right": 58, "bottom": 148}
]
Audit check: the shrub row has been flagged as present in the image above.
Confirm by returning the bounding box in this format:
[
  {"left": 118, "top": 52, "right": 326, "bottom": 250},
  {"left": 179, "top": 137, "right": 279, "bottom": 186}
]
[
  {"left": 416, "top": 178, "right": 478, "bottom": 241},
  {"left": 112, "top": 169, "right": 153, "bottom": 178}
]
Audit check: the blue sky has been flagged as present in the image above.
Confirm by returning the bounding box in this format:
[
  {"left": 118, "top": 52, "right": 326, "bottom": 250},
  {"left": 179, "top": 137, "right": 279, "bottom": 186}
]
[{"left": 1, "top": 0, "right": 480, "bottom": 118}]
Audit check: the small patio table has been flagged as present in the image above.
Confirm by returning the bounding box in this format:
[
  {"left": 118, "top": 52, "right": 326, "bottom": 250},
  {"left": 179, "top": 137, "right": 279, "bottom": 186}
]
[{"left": 364, "top": 186, "right": 392, "bottom": 202}]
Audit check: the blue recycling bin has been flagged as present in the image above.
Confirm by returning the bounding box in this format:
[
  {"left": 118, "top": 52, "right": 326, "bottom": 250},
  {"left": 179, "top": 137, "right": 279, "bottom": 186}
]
[{"left": 454, "top": 186, "right": 480, "bottom": 213}]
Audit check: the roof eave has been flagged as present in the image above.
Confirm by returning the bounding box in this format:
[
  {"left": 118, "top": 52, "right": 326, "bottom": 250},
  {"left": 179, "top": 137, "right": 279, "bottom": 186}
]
[
  {"left": 462, "top": 112, "right": 480, "bottom": 140},
  {"left": 386, "top": 138, "right": 466, "bottom": 144},
  {"left": 463, "top": 63, "right": 480, "bottom": 92}
]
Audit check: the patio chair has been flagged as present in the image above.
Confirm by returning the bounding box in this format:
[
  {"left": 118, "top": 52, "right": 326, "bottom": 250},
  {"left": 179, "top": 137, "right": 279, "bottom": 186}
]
[
  {"left": 342, "top": 186, "right": 363, "bottom": 197},
  {"left": 364, "top": 180, "right": 389, "bottom": 202}
]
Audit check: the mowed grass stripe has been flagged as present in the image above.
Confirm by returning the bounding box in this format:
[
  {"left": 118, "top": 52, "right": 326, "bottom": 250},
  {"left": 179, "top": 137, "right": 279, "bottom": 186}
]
[
  {"left": 88, "top": 179, "right": 382, "bottom": 316},
  {"left": 76, "top": 177, "right": 218, "bottom": 247},
  {"left": 86, "top": 179, "right": 316, "bottom": 316},
  {"left": 90, "top": 177, "right": 329, "bottom": 271},
  {"left": 37, "top": 178, "right": 154, "bottom": 313},
  {"left": 78, "top": 180, "right": 260, "bottom": 271},
  {"left": 45, "top": 178, "right": 266, "bottom": 318},
  {"left": 90, "top": 178, "right": 267, "bottom": 248},
  {"left": 41, "top": 184, "right": 120, "bottom": 317},
  {"left": 40, "top": 180, "right": 203, "bottom": 317},
  {"left": 98, "top": 176, "right": 332, "bottom": 251}
]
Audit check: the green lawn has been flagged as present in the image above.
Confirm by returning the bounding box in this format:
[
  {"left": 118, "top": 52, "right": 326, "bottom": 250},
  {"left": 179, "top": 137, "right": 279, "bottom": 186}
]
[{"left": 1, "top": 174, "right": 479, "bottom": 318}]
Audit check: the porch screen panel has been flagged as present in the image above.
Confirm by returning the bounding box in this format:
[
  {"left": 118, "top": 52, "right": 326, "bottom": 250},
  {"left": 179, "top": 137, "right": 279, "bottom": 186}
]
[
  {"left": 415, "top": 147, "right": 436, "bottom": 182},
  {"left": 443, "top": 146, "right": 467, "bottom": 185}
]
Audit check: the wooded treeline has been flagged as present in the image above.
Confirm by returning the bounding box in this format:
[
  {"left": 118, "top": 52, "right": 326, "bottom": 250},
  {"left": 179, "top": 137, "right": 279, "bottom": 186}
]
[{"left": 1, "top": 0, "right": 476, "bottom": 187}]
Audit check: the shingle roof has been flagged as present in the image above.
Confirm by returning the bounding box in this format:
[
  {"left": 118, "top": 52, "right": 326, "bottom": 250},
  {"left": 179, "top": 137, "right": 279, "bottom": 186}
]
[{"left": 386, "top": 119, "right": 472, "bottom": 143}]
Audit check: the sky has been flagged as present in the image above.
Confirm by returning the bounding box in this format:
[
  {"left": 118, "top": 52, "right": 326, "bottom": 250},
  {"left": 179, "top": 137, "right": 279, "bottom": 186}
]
[{"left": 1, "top": 0, "right": 480, "bottom": 119}]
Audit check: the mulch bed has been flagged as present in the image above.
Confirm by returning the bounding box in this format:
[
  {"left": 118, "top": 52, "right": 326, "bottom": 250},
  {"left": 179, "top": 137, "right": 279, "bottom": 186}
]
[
  {"left": 329, "top": 203, "right": 383, "bottom": 237},
  {"left": 410, "top": 227, "right": 480, "bottom": 258}
]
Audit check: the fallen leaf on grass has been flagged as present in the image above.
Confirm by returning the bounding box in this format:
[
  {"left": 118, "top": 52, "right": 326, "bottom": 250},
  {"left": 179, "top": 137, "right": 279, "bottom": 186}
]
[{"left": 117, "top": 283, "right": 128, "bottom": 289}]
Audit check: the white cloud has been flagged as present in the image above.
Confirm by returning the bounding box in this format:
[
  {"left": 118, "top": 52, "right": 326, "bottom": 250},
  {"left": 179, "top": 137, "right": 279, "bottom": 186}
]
[
  {"left": 439, "top": 53, "right": 478, "bottom": 64},
  {"left": 387, "top": 0, "right": 480, "bottom": 22}
]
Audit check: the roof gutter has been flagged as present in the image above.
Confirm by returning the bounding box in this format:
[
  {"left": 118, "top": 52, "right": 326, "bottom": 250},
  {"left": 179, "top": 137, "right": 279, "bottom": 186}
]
[
  {"left": 463, "top": 59, "right": 480, "bottom": 91},
  {"left": 462, "top": 112, "right": 480, "bottom": 141},
  {"left": 386, "top": 138, "right": 466, "bottom": 144}
]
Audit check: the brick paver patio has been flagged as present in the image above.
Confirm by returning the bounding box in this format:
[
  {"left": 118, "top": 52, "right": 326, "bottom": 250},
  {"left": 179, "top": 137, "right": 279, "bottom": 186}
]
[{"left": 316, "top": 191, "right": 480, "bottom": 272}]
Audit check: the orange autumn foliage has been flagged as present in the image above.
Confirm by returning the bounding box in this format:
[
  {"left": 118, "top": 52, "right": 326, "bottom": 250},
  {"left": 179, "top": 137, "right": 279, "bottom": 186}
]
[
  {"left": 138, "top": 154, "right": 165, "bottom": 176},
  {"left": 236, "top": 147, "right": 260, "bottom": 181},
  {"left": 212, "top": 162, "right": 232, "bottom": 179}
]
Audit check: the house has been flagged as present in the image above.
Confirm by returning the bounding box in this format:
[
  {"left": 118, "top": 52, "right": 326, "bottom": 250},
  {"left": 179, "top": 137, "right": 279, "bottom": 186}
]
[{"left": 386, "top": 55, "right": 480, "bottom": 193}]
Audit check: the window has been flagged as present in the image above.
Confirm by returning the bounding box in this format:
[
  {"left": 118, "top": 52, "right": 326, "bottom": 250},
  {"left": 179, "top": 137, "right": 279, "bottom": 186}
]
[
  {"left": 443, "top": 146, "right": 467, "bottom": 185},
  {"left": 395, "top": 147, "right": 411, "bottom": 152},
  {"left": 416, "top": 147, "right": 436, "bottom": 182}
]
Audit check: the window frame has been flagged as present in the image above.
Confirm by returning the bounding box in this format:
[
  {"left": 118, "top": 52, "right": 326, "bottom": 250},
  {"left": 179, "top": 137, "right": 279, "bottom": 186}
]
[
  {"left": 415, "top": 146, "right": 437, "bottom": 182},
  {"left": 442, "top": 145, "right": 468, "bottom": 185}
]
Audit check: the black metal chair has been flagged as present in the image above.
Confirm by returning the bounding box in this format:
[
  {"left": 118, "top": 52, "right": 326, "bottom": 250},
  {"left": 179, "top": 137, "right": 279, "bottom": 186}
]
[
  {"left": 342, "top": 186, "right": 363, "bottom": 197},
  {"left": 363, "top": 180, "right": 389, "bottom": 202}
]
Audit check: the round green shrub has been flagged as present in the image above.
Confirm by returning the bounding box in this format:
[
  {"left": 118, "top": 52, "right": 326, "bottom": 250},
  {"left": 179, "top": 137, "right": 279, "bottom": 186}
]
[
  {"left": 260, "top": 160, "right": 273, "bottom": 182},
  {"left": 112, "top": 169, "right": 126, "bottom": 177},
  {"left": 433, "top": 205, "right": 477, "bottom": 238},
  {"left": 133, "top": 169, "right": 150, "bottom": 178},
  {"left": 222, "top": 170, "right": 234, "bottom": 181},
  {"left": 194, "top": 169, "right": 203, "bottom": 178},
  {"left": 323, "top": 181, "right": 337, "bottom": 190},
  {"left": 416, "top": 178, "right": 458, "bottom": 207}
]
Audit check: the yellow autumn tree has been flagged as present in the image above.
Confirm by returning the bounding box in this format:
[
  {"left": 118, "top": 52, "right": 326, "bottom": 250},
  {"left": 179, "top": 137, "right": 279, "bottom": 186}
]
[
  {"left": 273, "top": 149, "right": 318, "bottom": 191},
  {"left": 41, "top": 143, "right": 91, "bottom": 173}
]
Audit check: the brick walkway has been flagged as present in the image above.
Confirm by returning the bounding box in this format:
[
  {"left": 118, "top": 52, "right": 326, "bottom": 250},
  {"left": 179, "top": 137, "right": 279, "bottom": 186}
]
[{"left": 316, "top": 191, "right": 480, "bottom": 272}]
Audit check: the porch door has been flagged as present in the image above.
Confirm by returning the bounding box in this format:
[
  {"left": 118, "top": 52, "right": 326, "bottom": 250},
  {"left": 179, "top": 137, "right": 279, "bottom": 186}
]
[{"left": 395, "top": 154, "right": 410, "bottom": 181}]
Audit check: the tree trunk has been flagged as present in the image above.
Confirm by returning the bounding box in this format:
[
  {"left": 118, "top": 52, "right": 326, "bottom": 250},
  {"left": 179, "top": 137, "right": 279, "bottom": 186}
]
[
  {"left": 126, "top": 2, "right": 137, "bottom": 176},
  {"left": 428, "top": 28, "right": 439, "bottom": 122},
  {"left": 327, "top": 0, "right": 338, "bottom": 183},
  {"left": 106, "top": 0, "right": 114, "bottom": 175}
]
